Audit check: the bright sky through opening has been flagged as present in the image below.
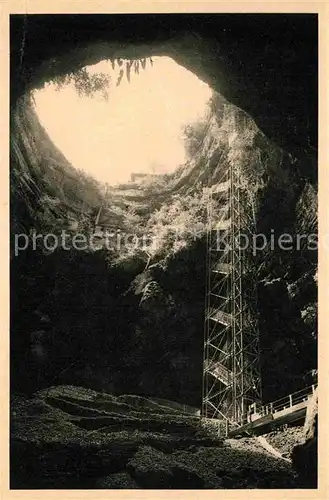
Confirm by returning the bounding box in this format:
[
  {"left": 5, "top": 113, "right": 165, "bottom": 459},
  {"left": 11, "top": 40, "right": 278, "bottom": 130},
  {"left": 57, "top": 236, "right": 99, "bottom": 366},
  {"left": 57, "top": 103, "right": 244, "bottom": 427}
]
[{"left": 34, "top": 57, "right": 212, "bottom": 185}]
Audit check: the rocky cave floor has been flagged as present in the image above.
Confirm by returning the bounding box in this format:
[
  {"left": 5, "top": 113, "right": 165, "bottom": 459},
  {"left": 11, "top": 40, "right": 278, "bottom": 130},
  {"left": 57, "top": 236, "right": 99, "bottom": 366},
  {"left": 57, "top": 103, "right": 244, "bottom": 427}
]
[{"left": 10, "top": 385, "right": 304, "bottom": 489}]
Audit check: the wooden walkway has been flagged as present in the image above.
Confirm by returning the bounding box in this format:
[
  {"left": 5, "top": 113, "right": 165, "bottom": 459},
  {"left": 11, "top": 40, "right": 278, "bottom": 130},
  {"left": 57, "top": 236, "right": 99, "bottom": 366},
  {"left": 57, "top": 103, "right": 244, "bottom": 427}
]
[{"left": 228, "top": 384, "right": 317, "bottom": 437}]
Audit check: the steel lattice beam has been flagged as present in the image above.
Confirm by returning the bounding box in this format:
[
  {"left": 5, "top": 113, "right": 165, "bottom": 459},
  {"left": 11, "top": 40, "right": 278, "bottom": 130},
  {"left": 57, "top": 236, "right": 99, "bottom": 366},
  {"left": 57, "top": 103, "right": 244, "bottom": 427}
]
[{"left": 202, "top": 157, "right": 262, "bottom": 430}]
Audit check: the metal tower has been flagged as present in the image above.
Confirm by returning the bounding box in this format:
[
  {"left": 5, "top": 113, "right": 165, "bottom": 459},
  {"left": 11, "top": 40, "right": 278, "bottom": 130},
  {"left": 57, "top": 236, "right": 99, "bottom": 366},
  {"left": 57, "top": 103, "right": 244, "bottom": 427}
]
[{"left": 202, "top": 156, "right": 262, "bottom": 428}]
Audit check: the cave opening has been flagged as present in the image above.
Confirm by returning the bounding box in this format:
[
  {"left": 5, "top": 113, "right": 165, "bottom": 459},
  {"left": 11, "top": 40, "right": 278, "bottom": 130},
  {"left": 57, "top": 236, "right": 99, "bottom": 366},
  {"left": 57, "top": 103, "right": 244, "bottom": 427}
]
[
  {"left": 11, "top": 50, "right": 220, "bottom": 406},
  {"left": 11, "top": 26, "right": 317, "bottom": 408},
  {"left": 32, "top": 56, "right": 212, "bottom": 185},
  {"left": 10, "top": 14, "right": 318, "bottom": 489}
]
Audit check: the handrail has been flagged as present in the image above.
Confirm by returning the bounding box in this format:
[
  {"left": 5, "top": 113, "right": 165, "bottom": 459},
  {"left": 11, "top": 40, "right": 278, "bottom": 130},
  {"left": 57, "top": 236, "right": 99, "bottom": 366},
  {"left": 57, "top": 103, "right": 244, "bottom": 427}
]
[
  {"left": 251, "top": 384, "right": 317, "bottom": 419},
  {"left": 273, "top": 385, "right": 313, "bottom": 403}
]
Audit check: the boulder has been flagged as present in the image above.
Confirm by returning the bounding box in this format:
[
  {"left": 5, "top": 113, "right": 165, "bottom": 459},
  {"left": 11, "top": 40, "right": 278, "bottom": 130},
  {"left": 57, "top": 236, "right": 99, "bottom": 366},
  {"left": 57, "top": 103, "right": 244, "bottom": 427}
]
[{"left": 291, "top": 387, "right": 318, "bottom": 488}]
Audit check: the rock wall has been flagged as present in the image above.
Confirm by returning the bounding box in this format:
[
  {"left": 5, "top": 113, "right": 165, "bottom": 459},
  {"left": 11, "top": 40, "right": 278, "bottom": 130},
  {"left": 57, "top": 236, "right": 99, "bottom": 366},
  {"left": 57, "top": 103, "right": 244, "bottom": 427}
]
[
  {"left": 10, "top": 90, "right": 317, "bottom": 408},
  {"left": 291, "top": 387, "right": 318, "bottom": 488}
]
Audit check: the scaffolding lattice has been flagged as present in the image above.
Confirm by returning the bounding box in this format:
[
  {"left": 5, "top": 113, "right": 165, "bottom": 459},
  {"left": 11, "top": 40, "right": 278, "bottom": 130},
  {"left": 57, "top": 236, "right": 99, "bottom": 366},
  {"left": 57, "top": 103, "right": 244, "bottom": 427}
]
[{"left": 202, "top": 158, "right": 262, "bottom": 428}]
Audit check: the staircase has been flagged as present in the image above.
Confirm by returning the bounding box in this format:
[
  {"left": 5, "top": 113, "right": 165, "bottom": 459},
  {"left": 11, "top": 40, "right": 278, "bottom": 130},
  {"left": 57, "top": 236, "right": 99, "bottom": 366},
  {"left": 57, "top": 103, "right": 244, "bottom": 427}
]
[{"left": 204, "top": 360, "right": 233, "bottom": 386}]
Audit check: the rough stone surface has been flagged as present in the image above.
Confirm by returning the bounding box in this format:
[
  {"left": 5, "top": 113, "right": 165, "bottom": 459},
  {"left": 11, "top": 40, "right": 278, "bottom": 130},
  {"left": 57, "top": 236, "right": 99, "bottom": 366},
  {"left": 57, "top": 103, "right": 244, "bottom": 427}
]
[
  {"left": 127, "top": 445, "right": 205, "bottom": 489},
  {"left": 11, "top": 387, "right": 297, "bottom": 489},
  {"left": 291, "top": 388, "right": 318, "bottom": 488},
  {"left": 304, "top": 387, "right": 318, "bottom": 442},
  {"left": 95, "top": 472, "right": 139, "bottom": 489},
  {"left": 11, "top": 93, "right": 317, "bottom": 405}
]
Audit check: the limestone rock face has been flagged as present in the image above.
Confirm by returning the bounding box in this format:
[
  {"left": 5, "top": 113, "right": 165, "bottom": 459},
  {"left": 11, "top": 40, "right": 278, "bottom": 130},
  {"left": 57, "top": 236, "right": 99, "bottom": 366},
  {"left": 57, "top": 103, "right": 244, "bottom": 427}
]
[
  {"left": 11, "top": 91, "right": 317, "bottom": 407},
  {"left": 291, "top": 387, "right": 318, "bottom": 488},
  {"left": 304, "top": 387, "right": 318, "bottom": 442}
]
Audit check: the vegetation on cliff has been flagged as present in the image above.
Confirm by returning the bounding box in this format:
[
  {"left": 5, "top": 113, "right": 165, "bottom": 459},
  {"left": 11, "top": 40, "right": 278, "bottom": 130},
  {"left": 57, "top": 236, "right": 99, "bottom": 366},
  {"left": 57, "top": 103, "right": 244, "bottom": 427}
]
[{"left": 11, "top": 87, "right": 317, "bottom": 406}]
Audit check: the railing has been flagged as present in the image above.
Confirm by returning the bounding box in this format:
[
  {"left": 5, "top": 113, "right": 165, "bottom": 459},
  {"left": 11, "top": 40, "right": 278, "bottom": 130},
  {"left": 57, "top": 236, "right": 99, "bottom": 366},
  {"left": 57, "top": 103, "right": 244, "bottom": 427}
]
[
  {"left": 249, "top": 384, "right": 317, "bottom": 420},
  {"left": 206, "top": 385, "right": 317, "bottom": 435}
]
